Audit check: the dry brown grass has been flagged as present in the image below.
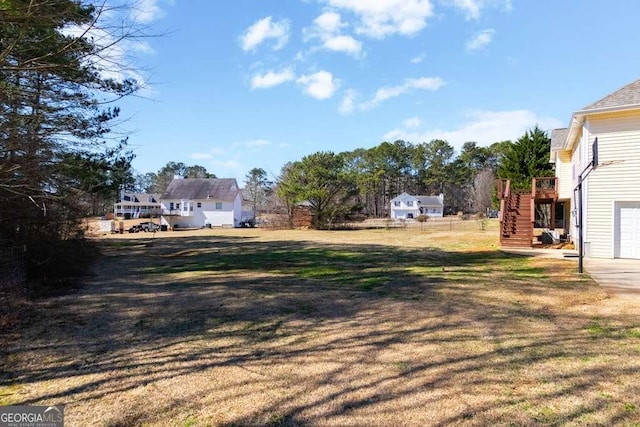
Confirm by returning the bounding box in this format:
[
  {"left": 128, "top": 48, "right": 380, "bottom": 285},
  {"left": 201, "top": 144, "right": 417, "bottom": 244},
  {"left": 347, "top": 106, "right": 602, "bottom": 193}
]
[{"left": 1, "top": 224, "right": 639, "bottom": 426}]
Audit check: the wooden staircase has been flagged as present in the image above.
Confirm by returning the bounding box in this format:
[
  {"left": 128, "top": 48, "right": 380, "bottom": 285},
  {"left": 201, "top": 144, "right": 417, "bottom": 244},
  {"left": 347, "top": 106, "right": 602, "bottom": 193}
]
[
  {"left": 500, "top": 190, "right": 533, "bottom": 247},
  {"left": 497, "top": 177, "right": 558, "bottom": 248}
]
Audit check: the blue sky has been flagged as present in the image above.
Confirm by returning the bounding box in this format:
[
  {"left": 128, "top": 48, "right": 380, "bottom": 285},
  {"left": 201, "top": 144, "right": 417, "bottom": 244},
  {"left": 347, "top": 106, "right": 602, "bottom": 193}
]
[{"left": 112, "top": 0, "right": 640, "bottom": 184}]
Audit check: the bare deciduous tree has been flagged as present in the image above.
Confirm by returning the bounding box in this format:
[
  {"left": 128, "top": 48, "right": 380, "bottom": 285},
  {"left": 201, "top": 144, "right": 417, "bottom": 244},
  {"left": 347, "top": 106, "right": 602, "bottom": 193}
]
[{"left": 473, "top": 168, "right": 495, "bottom": 214}]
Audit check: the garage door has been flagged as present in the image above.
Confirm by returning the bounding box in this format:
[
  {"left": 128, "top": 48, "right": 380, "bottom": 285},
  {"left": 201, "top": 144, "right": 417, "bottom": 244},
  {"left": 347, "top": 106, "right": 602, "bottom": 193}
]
[{"left": 617, "top": 203, "right": 640, "bottom": 259}]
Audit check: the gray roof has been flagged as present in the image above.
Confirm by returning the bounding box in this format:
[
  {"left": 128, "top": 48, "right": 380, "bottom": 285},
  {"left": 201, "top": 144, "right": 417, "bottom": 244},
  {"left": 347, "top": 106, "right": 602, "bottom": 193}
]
[
  {"left": 580, "top": 78, "right": 640, "bottom": 112},
  {"left": 415, "top": 195, "right": 443, "bottom": 206},
  {"left": 161, "top": 178, "right": 239, "bottom": 201},
  {"left": 550, "top": 128, "right": 568, "bottom": 151},
  {"left": 121, "top": 193, "right": 161, "bottom": 204}
]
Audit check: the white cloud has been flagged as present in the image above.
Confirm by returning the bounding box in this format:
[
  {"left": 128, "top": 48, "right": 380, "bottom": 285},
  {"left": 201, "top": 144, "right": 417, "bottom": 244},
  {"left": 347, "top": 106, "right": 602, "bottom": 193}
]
[
  {"left": 448, "top": 0, "right": 512, "bottom": 20},
  {"left": 132, "top": 0, "right": 165, "bottom": 23},
  {"left": 190, "top": 147, "right": 225, "bottom": 160},
  {"left": 245, "top": 139, "right": 273, "bottom": 147},
  {"left": 297, "top": 71, "right": 338, "bottom": 100},
  {"left": 211, "top": 159, "right": 243, "bottom": 171},
  {"left": 383, "top": 109, "right": 563, "bottom": 149},
  {"left": 314, "top": 11, "right": 346, "bottom": 34},
  {"left": 191, "top": 152, "right": 213, "bottom": 160},
  {"left": 451, "top": 0, "right": 481, "bottom": 20},
  {"left": 190, "top": 141, "right": 286, "bottom": 183},
  {"left": 324, "top": 0, "right": 434, "bottom": 38},
  {"left": 323, "top": 35, "right": 363, "bottom": 56},
  {"left": 411, "top": 53, "right": 426, "bottom": 64},
  {"left": 240, "top": 17, "right": 290, "bottom": 52},
  {"left": 61, "top": 21, "right": 155, "bottom": 96},
  {"left": 410, "top": 77, "right": 445, "bottom": 90},
  {"left": 403, "top": 117, "right": 423, "bottom": 128},
  {"left": 466, "top": 29, "right": 495, "bottom": 51},
  {"left": 339, "top": 89, "right": 358, "bottom": 115},
  {"left": 361, "top": 76, "right": 444, "bottom": 109},
  {"left": 304, "top": 11, "right": 363, "bottom": 57},
  {"left": 251, "top": 68, "right": 295, "bottom": 89}
]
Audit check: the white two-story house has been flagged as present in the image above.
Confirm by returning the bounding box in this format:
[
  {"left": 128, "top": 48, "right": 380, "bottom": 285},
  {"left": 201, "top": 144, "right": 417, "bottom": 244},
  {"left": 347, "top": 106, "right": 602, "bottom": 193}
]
[
  {"left": 390, "top": 192, "right": 444, "bottom": 219},
  {"left": 160, "top": 177, "right": 243, "bottom": 228},
  {"left": 551, "top": 78, "right": 640, "bottom": 258}
]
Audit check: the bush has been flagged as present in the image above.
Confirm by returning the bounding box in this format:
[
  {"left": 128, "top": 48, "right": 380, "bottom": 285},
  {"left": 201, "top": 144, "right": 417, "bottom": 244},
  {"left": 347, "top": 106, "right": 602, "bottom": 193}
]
[{"left": 416, "top": 215, "right": 429, "bottom": 223}]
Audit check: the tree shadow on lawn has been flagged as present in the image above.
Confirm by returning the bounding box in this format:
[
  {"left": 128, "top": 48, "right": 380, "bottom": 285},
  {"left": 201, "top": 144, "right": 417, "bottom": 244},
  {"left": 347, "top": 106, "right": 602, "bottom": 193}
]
[{"left": 2, "top": 234, "right": 639, "bottom": 426}]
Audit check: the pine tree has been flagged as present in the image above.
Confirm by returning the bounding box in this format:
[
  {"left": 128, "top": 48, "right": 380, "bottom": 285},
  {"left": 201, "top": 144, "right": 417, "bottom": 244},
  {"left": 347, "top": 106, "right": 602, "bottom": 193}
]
[
  {"left": 497, "top": 125, "right": 554, "bottom": 189},
  {"left": 0, "top": 0, "right": 144, "bottom": 289}
]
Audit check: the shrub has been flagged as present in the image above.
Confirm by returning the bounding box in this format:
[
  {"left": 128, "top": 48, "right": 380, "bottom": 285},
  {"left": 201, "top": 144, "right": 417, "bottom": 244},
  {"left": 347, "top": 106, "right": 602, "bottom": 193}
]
[{"left": 416, "top": 215, "right": 429, "bottom": 222}]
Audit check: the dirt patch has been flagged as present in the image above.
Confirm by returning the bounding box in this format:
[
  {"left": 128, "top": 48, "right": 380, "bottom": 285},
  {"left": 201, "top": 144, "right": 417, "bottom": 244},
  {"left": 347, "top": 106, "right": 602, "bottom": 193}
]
[{"left": 2, "top": 227, "right": 639, "bottom": 426}]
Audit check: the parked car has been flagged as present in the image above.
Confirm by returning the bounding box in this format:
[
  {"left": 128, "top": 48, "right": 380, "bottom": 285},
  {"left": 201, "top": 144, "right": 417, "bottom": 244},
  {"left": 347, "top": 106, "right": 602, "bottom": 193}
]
[
  {"left": 239, "top": 218, "right": 255, "bottom": 228},
  {"left": 128, "top": 224, "right": 142, "bottom": 233},
  {"left": 139, "top": 221, "right": 160, "bottom": 232}
]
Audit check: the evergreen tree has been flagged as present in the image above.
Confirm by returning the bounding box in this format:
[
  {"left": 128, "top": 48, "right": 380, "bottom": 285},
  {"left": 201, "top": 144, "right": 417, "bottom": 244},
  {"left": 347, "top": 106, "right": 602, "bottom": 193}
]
[
  {"left": 244, "top": 167, "right": 272, "bottom": 219},
  {"left": 0, "top": 0, "right": 146, "bottom": 289},
  {"left": 277, "top": 152, "right": 355, "bottom": 228},
  {"left": 497, "top": 126, "right": 554, "bottom": 189},
  {"left": 143, "top": 162, "right": 215, "bottom": 194}
]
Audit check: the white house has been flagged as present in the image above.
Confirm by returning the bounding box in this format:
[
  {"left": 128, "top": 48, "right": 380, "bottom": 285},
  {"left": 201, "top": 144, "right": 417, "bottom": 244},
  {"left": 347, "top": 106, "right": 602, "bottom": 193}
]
[
  {"left": 160, "top": 177, "right": 244, "bottom": 228},
  {"left": 550, "top": 78, "right": 640, "bottom": 258},
  {"left": 390, "top": 192, "right": 444, "bottom": 219},
  {"left": 114, "top": 192, "right": 161, "bottom": 219}
]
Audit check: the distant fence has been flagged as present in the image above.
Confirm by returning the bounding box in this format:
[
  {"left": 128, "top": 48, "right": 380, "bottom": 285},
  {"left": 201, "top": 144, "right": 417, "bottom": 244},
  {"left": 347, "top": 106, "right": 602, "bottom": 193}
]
[
  {"left": 258, "top": 214, "right": 500, "bottom": 232},
  {"left": 339, "top": 217, "right": 500, "bottom": 232},
  {"left": 0, "top": 245, "right": 27, "bottom": 305}
]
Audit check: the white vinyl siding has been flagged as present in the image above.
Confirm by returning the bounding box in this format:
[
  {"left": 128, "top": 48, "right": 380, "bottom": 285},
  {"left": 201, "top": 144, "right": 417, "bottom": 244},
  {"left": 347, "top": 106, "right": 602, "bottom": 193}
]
[
  {"left": 584, "top": 111, "right": 640, "bottom": 258},
  {"left": 556, "top": 150, "right": 573, "bottom": 200}
]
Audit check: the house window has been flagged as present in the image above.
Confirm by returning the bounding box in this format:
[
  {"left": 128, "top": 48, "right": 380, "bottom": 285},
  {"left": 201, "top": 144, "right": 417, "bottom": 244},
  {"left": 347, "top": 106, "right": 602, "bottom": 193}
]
[
  {"left": 197, "top": 202, "right": 201, "bottom": 208},
  {"left": 176, "top": 203, "right": 180, "bottom": 209},
  {"left": 215, "top": 202, "right": 222, "bottom": 210},
  {"left": 394, "top": 201, "right": 401, "bottom": 207},
  {"left": 406, "top": 201, "right": 414, "bottom": 207},
  {"left": 431, "top": 208, "right": 436, "bottom": 214},
  {"left": 183, "top": 204, "right": 188, "bottom": 212},
  {"left": 169, "top": 202, "right": 174, "bottom": 210},
  {"left": 190, "top": 205, "right": 193, "bottom": 211}
]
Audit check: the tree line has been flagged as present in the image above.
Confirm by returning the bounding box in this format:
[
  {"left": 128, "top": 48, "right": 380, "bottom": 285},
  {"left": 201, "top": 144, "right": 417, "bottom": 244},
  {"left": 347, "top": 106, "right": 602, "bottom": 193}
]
[{"left": 273, "top": 126, "right": 553, "bottom": 228}]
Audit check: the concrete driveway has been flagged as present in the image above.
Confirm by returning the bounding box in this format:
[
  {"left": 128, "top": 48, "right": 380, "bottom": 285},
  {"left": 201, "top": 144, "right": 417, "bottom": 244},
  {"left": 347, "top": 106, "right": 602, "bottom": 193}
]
[{"left": 584, "top": 258, "right": 640, "bottom": 297}]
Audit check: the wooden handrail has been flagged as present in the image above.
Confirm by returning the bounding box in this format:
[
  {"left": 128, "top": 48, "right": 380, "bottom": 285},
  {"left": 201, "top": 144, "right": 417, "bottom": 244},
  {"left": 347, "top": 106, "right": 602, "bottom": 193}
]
[
  {"left": 532, "top": 177, "right": 558, "bottom": 199},
  {"left": 497, "top": 179, "right": 511, "bottom": 199}
]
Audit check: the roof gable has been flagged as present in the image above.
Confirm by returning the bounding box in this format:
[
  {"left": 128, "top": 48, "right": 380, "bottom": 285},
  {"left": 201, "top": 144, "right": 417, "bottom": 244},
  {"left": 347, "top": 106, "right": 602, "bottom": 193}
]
[
  {"left": 391, "top": 193, "right": 443, "bottom": 206},
  {"left": 580, "top": 79, "right": 640, "bottom": 112},
  {"left": 390, "top": 192, "right": 415, "bottom": 203},
  {"left": 121, "top": 192, "right": 161, "bottom": 203},
  {"left": 550, "top": 128, "right": 569, "bottom": 152},
  {"left": 161, "top": 178, "right": 239, "bottom": 201}
]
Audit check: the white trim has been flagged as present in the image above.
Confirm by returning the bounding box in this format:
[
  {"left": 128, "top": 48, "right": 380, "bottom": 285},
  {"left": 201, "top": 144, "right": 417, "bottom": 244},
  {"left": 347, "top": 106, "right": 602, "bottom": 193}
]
[{"left": 611, "top": 200, "right": 616, "bottom": 258}]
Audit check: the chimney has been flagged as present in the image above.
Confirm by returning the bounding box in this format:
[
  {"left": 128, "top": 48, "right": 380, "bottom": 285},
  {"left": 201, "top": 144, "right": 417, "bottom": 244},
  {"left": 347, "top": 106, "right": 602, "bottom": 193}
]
[{"left": 438, "top": 193, "right": 444, "bottom": 203}]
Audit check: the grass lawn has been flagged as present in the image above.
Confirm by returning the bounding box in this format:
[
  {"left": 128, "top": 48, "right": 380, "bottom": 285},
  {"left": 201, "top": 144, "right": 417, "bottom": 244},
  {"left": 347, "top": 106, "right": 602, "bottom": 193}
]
[{"left": 1, "top": 224, "right": 639, "bottom": 426}]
